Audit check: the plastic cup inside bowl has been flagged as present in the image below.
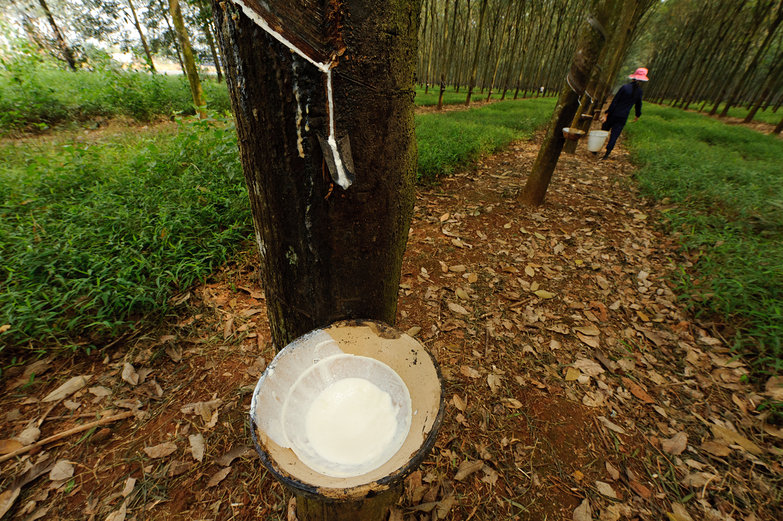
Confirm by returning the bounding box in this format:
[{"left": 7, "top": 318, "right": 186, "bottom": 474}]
[{"left": 281, "top": 354, "right": 412, "bottom": 478}]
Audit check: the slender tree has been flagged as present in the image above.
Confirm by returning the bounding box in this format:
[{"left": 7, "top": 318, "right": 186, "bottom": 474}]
[
  {"left": 465, "top": 0, "right": 487, "bottom": 105},
  {"left": 169, "top": 0, "right": 206, "bottom": 118},
  {"left": 37, "top": 0, "right": 77, "bottom": 70},
  {"left": 127, "top": 0, "right": 157, "bottom": 72}
]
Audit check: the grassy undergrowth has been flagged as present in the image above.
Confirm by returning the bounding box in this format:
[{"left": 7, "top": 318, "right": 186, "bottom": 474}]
[
  {"left": 1, "top": 98, "right": 553, "bottom": 350},
  {"left": 0, "top": 116, "right": 249, "bottom": 348},
  {"left": 625, "top": 105, "right": 783, "bottom": 378},
  {"left": 658, "top": 99, "right": 782, "bottom": 126},
  {"left": 414, "top": 85, "right": 547, "bottom": 107},
  {"left": 416, "top": 97, "right": 554, "bottom": 180},
  {"left": 0, "top": 64, "right": 230, "bottom": 133}
]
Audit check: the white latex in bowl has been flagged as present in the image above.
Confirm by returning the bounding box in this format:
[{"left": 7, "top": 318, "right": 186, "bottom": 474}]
[{"left": 281, "top": 354, "right": 412, "bottom": 478}]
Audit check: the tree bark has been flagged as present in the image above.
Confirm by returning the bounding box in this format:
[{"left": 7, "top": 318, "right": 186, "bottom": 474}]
[
  {"left": 37, "top": 0, "right": 76, "bottom": 70},
  {"left": 465, "top": 0, "right": 487, "bottom": 106},
  {"left": 157, "top": 0, "right": 186, "bottom": 74},
  {"left": 519, "top": 0, "right": 617, "bottom": 207},
  {"left": 127, "top": 0, "right": 156, "bottom": 72},
  {"left": 212, "top": 0, "right": 421, "bottom": 353},
  {"left": 202, "top": 19, "right": 223, "bottom": 82},
  {"left": 169, "top": 0, "right": 206, "bottom": 118}
]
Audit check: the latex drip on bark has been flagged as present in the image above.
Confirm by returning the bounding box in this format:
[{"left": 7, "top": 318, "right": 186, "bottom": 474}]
[{"left": 227, "top": 0, "right": 354, "bottom": 189}]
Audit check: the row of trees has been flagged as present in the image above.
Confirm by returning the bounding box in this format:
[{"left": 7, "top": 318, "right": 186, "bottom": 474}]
[
  {"left": 644, "top": 0, "right": 783, "bottom": 132},
  {"left": 415, "top": 0, "right": 591, "bottom": 107}
]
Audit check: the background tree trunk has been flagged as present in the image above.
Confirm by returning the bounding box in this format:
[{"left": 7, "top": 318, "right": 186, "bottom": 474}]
[
  {"left": 127, "top": 0, "right": 156, "bottom": 73},
  {"left": 169, "top": 0, "right": 206, "bottom": 118},
  {"left": 519, "top": 0, "right": 617, "bottom": 207},
  {"left": 212, "top": 0, "right": 421, "bottom": 350},
  {"left": 37, "top": 0, "right": 76, "bottom": 70},
  {"left": 465, "top": 0, "right": 487, "bottom": 106}
]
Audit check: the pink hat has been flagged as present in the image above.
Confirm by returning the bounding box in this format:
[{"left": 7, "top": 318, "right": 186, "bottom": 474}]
[{"left": 629, "top": 67, "right": 649, "bottom": 81}]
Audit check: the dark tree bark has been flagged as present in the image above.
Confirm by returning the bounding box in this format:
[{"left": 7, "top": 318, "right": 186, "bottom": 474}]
[
  {"left": 127, "top": 0, "right": 156, "bottom": 72},
  {"left": 212, "top": 0, "right": 421, "bottom": 352},
  {"left": 169, "top": 0, "right": 206, "bottom": 118},
  {"left": 465, "top": 0, "right": 487, "bottom": 106},
  {"left": 37, "top": 0, "right": 76, "bottom": 70}
]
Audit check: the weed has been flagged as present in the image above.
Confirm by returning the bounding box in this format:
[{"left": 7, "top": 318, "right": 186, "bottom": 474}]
[
  {"left": 0, "top": 114, "right": 250, "bottom": 349},
  {"left": 625, "top": 104, "right": 783, "bottom": 383},
  {"left": 416, "top": 98, "right": 554, "bottom": 181}
]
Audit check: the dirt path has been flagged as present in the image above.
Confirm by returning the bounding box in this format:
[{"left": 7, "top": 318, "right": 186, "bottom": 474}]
[{"left": 1, "top": 137, "right": 780, "bottom": 521}]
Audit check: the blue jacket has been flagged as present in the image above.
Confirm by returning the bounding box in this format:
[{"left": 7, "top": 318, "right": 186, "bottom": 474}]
[{"left": 607, "top": 82, "right": 643, "bottom": 123}]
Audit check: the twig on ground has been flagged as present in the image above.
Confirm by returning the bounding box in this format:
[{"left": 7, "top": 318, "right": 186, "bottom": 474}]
[{"left": 0, "top": 411, "right": 134, "bottom": 464}]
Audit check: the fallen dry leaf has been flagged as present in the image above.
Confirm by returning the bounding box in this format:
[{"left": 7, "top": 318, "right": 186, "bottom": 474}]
[
  {"left": 573, "top": 498, "right": 592, "bottom": 521},
  {"left": 216, "top": 446, "right": 253, "bottom": 467},
  {"left": 104, "top": 500, "right": 127, "bottom": 521},
  {"left": 622, "top": 377, "right": 655, "bottom": 404},
  {"left": 121, "top": 477, "right": 136, "bottom": 498},
  {"left": 661, "top": 431, "right": 688, "bottom": 455},
  {"left": 502, "top": 398, "right": 523, "bottom": 409},
  {"left": 597, "top": 416, "right": 627, "bottom": 435},
  {"left": 574, "top": 324, "right": 600, "bottom": 336},
  {"left": 16, "top": 426, "right": 40, "bottom": 446},
  {"left": 436, "top": 495, "right": 456, "bottom": 519},
  {"left": 681, "top": 471, "right": 717, "bottom": 488},
  {"left": 48, "top": 460, "right": 74, "bottom": 482},
  {"left": 667, "top": 503, "right": 694, "bottom": 521},
  {"left": 487, "top": 373, "right": 501, "bottom": 393},
  {"left": 207, "top": 467, "right": 231, "bottom": 488},
  {"left": 595, "top": 480, "right": 618, "bottom": 499},
  {"left": 454, "top": 459, "right": 484, "bottom": 481},
  {"left": 577, "top": 332, "right": 600, "bottom": 348},
  {"left": 189, "top": 433, "right": 205, "bottom": 462},
  {"left": 573, "top": 358, "right": 605, "bottom": 378},
  {"left": 42, "top": 375, "right": 91, "bottom": 402},
  {"left": 629, "top": 480, "right": 651, "bottom": 499},
  {"left": 121, "top": 363, "right": 139, "bottom": 386},
  {"left": 181, "top": 399, "right": 223, "bottom": 423},
  {"left": 764, "top": 376, "right": 783, "bottom": 401},
  {"left": 534, "top": 289, "right": 556, "bottom": 299},
  {"left": 565, "top": 367, "right": 581, "bottom": 381},
  {"left": 460, "top": 366, "right": 480, "bottom": 379},
  {"left": 452, "top": 394, "right": 467, "bottom": 412},
  {"left": 448, "top": 302, "right": 469, "bottom": 315},
  {"left": 700, "top": 441, "right": 731, "bottom": 457},
  {"left": 0, "top": 439, "right": 24, "bottom": 454},
  {"left": 710, "top": 425, "right": 762, "bottom": 455},
  {"left": 144, "top": 442, "right": 178, "bottom": 459}
]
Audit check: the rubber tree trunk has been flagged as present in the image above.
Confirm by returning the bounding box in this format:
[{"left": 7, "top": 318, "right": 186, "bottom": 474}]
[
  {"left": 38, "top": 0, "right": 76, "bottom": 70},
  {"left": 465, "top": 0, "right": 488, "bottom": 106},
  {"left": 157, "top": 0, "right": 186, "bottom": 74},
  {"left": 169, "top": 0, "right": 206, "bottom": 118},
  {"left": 127, "top": 0, "right": 156, "bottom": 72},
  {"left": 202, "top": 19, "right": 223, "bottom": 82},
  {"left": 518, "top": 0, "right": 616, "bottom": 207},
  {"left": 212, "top": 0, "right": 421, "bottom": 354}
]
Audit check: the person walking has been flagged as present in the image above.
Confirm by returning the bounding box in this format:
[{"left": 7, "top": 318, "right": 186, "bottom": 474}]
[{"left": 601, "top": 67, "right": 649, "bottom": 159}]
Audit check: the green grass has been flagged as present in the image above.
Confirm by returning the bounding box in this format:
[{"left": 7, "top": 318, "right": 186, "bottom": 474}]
[
  {"left": 658, "top": 99, "right": 782, "bottom": 126},
  {"left": 625, "top": 104, "right": 783, "bottom": 377},
  {"left": 0, "top": 97, "right": 554, "bottom": 351},
  {"left": 415, "top": 97, "right": 555, "bottom": 180},
  {"left": 414, "top": 85, "right": 542, "bottom": 106},
  {"left": 0, "top": 64, "right": 231, "bottom": 133},
  {"left": 0, "top": 115, "right": 250, "bottom": 348}
]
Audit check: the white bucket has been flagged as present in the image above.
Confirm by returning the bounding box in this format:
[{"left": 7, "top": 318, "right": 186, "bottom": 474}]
[{"left": 586, "top": 130, "right": 609, "bottom": 152}]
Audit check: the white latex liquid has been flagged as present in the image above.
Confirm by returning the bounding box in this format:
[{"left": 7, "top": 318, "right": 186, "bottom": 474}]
[{"left": 305, "top": 377, "right": 398, "bottom": 467}]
